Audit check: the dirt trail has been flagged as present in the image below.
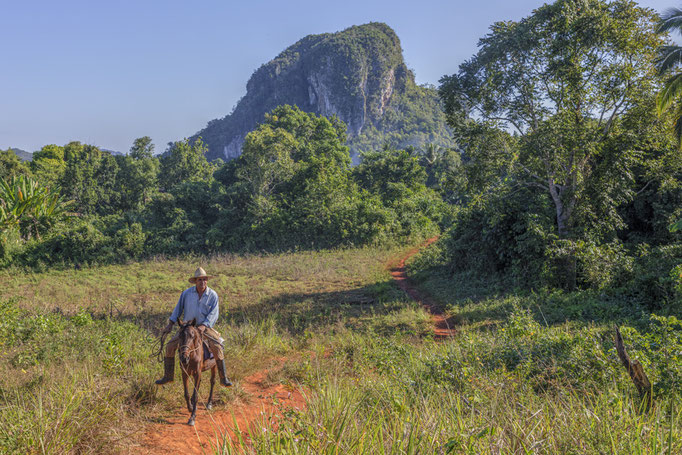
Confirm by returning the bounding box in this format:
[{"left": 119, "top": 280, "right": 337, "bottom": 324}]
[
  {"left": 139, "top": 360, "right": 305, "bottom": 454},
  {"left": 138, "top": 239, "right": 448, "bottom": 453},
  {"left": 388, "top": 236, "right": 455, "bottom": 339}
]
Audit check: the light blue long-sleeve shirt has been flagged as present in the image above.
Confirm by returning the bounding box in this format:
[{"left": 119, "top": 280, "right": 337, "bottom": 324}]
[{"left": 169, "top": 286, "right": 219, "bottom": 328}]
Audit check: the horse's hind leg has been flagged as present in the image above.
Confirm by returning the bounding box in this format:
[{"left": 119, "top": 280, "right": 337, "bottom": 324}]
[
  {"left": 206, "top": 366, "right": 216, "bottom": 411},
  {"left": 188, "top": 373, "right": 200, "bottom": 426},
  {"left": 182, "top": 371, "right": 192, "bottom": 413}
]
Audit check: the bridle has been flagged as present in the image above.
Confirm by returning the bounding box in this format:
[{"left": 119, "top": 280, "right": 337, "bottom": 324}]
[{"left": 179, "top": 326, "right": 204, "bottom": 361}]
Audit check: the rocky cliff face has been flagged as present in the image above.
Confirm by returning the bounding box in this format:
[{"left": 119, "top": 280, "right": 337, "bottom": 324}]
[{"left": 194, "top": 23, "right": 452, "bottom": 161}]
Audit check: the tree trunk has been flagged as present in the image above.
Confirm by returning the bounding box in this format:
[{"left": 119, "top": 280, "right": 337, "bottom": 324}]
[
  {"left": 556, "top": 211, "right": 576, "bottom": 291},
  {"left": 548, "top": 177, "right": 577, "bottom": 290},
  {"left": 615, "top": 326, "right": 652, "bottom": 412}
]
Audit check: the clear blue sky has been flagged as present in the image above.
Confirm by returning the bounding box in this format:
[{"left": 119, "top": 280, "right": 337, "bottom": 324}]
[{"left": 0, "top": 0, "right": 674, "bottom": 154}]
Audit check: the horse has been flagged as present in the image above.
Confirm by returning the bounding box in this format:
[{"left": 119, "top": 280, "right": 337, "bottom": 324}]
[{"left": 177, "top": 318, "right": 217, "bottom": 426}]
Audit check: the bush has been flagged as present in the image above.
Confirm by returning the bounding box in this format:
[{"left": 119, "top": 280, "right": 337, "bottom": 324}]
[
  {"left": 18, "top": 219, "right": 114, "bottom": 267},
  {"left": 545, "top": 239, "right": 635, "bottom": 290},
  {"left": 629, "top": 243, "right": 682, "bottom": 309},
  {"left": 619, "top": 314, "right": 682, "bottom": 395},
  {"left": 438, "top": 188, "right": 552, "bottom": 285}
]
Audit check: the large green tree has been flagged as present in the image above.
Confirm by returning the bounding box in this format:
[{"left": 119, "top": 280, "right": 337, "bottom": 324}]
[
  {"left": 114, "top": 137, "right": 159, "bottom": 211},
  {"left": 439, "top": 0, "right": 664, "bottom": 288},
  {"left": 60, "top": 142, "right": 119, "bottom": 215},
  {"left": 223, "top": 105, "right": 389, "bottom": 248},
  {"left": 30, "top": 144, "right": 66, "bottom": 188},
  {"left": 130, "top": 136, "right": 155, "bottom": 159},
  {"left": 354, "top": 147, "right": 444, "bottom": 238},
  {"left": 159, "top": 138, "right": 213, "bottom": 191}
]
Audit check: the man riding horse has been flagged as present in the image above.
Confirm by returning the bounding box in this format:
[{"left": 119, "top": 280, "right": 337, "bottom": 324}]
[{"left": 155, "top": 267, "right": 232, "bottom": 388}]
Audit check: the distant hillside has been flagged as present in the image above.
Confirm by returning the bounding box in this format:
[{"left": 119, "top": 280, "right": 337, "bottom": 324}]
[
  {"left": 192, "top": 22, "right": 453, "bottom": 161},
  {"left": 11, "top": 148, "right": 32, "bottom": 161},
  {"left": 101, "top": 148, "right": 124, "bottom": 157}
]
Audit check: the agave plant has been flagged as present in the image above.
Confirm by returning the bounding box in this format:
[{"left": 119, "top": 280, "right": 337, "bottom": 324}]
[{"left": 0, "top": 175, "right": 72, "bottom": 240}]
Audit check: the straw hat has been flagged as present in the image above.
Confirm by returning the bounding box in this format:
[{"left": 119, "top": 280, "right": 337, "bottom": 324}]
[{"left": 189, "top": 267, "right": 215, "bottom": 284}]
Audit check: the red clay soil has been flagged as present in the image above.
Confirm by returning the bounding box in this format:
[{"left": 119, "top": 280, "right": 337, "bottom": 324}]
[
  {"left": 138, "top": 361, "right": 305, "bottom": 454},
  {"left": 138, "top": 239, "right": 449, "bottom": 454},
  {"left": 388, "top": 236, "right": 456, "bottom": 339}
]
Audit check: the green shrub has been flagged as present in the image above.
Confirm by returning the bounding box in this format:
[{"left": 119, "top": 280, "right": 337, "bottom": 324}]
[
  {"left": 546, "top": 239, "right": 635, "bottom": 290},
  {"left": 18, "top": 219, "right": 114, "bottom": 267},
  {"left": 629, "top": 243, "right": 682, "bottom": 309},
  {"left": 619, "top": 314, "right": 682, "bottom": 395}
]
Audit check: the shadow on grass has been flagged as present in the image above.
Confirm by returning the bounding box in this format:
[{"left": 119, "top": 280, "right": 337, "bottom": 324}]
[
  {"left": 225, "top": 280, "right": 417, "bottom": 335},
  {"left": 99, "top": 279, "right": 418, "bottom": 337},
  {"left": 411, "top": 265, "right": 655, "bottom": 330}
]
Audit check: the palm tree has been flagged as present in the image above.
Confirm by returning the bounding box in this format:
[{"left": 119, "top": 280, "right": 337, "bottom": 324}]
[
  {"left": 656, "top": 7, "right": 682, "bottom": 146},
  {"left": 657, "top": 9, "right": 682, "bottom": 233}
]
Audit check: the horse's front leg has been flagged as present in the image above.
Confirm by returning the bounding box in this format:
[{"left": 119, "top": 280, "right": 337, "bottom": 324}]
[
  {"left": 182, "top": 370, "right": 191, "bottom": 413},
  {"left": 206, "top": 366, "right": 216, "bottom": 410},
  {"left": 188, "top": 372, "right": 201, "bottom": 426}
]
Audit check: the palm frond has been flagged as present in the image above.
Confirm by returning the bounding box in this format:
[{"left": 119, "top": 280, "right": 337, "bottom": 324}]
[
  {"left": 673, "top": 103, "right": 682, "bottom": 149},
  {"left": 656, "top": 8, "right": 682, "bottom": 34},
  {"left": 656, "top": 46, "right": 682, "bottom": 75},
  {"left": 657, "top": 73, "right": 682, "bottom": 112}
]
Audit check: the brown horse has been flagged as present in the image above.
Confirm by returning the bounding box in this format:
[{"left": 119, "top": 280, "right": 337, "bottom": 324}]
[{"left": 177, "top": 318, "right": 217, "bottom": 426}]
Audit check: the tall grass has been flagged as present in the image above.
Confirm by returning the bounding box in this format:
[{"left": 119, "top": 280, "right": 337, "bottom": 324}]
[
  {"left": 0, "top": 374, "right": 122, "bottom": 454},
  {"left": 1, "top": 243, "right": 680, "bottom": 453},
  {"left": 228, "top": 333, "right": 681, "bottom": 454},
  {"left": 217, "top": 243, "right": 681, "bottom": 454},
  {"left": 0, "top": 246, "right": 403, "bottom": 453}
]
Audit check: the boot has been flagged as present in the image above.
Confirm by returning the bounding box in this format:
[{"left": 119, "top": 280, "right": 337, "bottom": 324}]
[
  {"left": 155, "top": 357, "right": 175, "bottom": 385},
  {"left": 217, "top": 359, "right": 233, "bottom": 387}
]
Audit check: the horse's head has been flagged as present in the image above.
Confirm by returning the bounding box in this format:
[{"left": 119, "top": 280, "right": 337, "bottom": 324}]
[{"left": 178, "top": 318, "right": 201, "bottom": 365}]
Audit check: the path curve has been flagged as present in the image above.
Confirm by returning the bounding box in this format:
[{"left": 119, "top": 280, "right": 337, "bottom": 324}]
[
  {"left": 388, "top": 236, "right": 455, "bottom": 339},
  {"left": 138, "top": 239, "right": 447, "bottom": 453}
]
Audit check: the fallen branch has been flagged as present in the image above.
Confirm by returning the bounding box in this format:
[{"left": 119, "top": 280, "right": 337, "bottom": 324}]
[{"left": 615, "top": 326, "right": 652, "bottom": 411}]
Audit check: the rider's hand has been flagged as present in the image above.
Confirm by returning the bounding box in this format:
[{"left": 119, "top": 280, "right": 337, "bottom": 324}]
[
  {"left": 197, "top": 325, "right": 207, "bottom": 333},
  {"left": 162, "top": 321, "right": 174, "bottom": 335}
]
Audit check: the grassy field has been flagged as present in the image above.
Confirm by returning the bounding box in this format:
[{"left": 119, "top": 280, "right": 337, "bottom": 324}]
[{"left": 0, "top": 243, "right": 680, "bottom": 454}]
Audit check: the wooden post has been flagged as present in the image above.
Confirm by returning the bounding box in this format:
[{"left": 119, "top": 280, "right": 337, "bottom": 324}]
[{"left": 615, "top": 326, "right": 652, "bottom": 411}]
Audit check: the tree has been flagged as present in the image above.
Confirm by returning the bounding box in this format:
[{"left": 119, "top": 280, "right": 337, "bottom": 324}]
[
  {"left": 439, "top": 0, "right": 663, "bottom": 288},
  {"left": 114, "top": 137, "right": 159, "bottom": 210},
  {"left": 224, "top": 105, "right": 390, "bottom": 248},
  {"left": 235, "top": 105, "right": 351, "bottom": 211},
  {"left": 130, "top": 136, "right": 155, "bottom": 159},
  {"left": 354, "top": 148, "right": 427, "bottom": 204},
  {"left": 416, "top": 143, "right": 462, "bottom": 192},
  {"left": 159, "top": 138, "right": 213, "bottom": 191},
  {"left": 59, "top": 142, "right": 120, "bottom": 215},
  {"left": 354, "top": 147, "right": 444, "bottom": 238},
  {"left": 0, "top": 149, "right": 31, "bottom": 180},
  {"left": 31, "top": 144, "right": 66, "bottom": 187}
]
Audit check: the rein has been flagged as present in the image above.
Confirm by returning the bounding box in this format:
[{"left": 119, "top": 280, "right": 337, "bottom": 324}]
[{"left": 151, "top": 331, "right": 169, "bottom": 363}]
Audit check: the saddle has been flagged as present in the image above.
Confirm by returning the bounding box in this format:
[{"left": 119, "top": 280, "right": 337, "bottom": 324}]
[{"left": 203, "top": 342, "right": 214, "bottom": 361}]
